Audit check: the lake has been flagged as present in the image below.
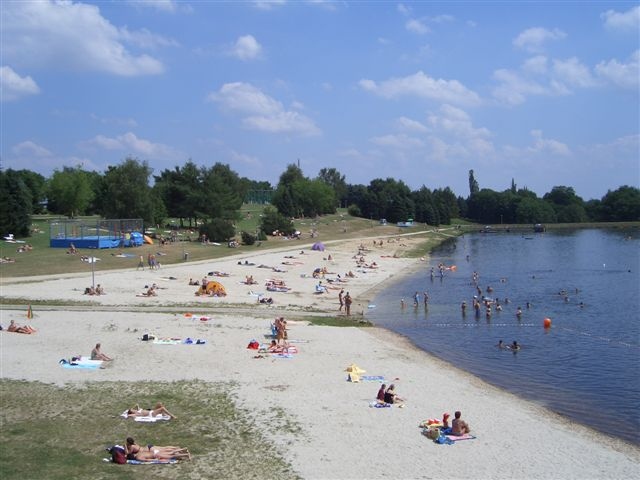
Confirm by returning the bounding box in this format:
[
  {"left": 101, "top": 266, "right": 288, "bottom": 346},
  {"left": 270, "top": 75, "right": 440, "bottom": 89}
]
[{"left": 367, "top": 228, "right": 640, "bottom": 445}]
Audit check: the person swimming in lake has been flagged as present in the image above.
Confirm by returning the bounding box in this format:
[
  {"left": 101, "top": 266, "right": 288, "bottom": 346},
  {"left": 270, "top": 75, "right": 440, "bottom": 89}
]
[{"left": 508, "top": 340, "right": 520, "bottom": 351}]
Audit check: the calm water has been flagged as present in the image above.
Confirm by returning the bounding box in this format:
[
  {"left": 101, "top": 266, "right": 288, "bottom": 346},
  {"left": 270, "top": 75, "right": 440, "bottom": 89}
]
[{"left": 368, "top": 228, "right": 640, "bottom": 445}]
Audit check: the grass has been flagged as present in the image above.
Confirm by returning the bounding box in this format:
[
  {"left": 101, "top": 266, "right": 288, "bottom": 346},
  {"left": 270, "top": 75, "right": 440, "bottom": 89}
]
[
  {"left": 0, "top": 379, "right": 300, "bottom": 480},
  {"left": 0, "top": 208, "right": 443, "bottom": 278}
]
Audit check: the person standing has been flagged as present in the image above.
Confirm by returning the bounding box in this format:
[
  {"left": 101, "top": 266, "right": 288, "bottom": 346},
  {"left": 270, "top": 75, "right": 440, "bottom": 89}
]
[
  {"left": 137, "top": 255, "right": 145, "bottom": 270},
  {"left": 344, "top": 292, "right": 352, "bottom": 316},
  {"left": 338, "top": 289, "right": 345, "bottom": 312}
]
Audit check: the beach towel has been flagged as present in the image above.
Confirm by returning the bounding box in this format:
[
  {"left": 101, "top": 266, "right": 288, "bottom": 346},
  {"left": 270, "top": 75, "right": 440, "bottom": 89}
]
[
  {"left": 445, "top": 433, "right": 476, "bottom": 442},
  {"left": 369, "top": 402, "right": 391, "bottom": 408},
  {"left": 127, "top": 459, "right": 178, "bottom": 465},
  {"left": 120, "top": 410, "right": 171, "bottom": 422},
  {"left": 152, "top": 338, "right": 206, "bottom": 345},
  {"left": 271, "top": 353, "right": 293, "bottom": 358},
  {"left": 360, "top": 375, "right": 385, "bottom": 382},
  {"left": 59, "top": 356, "right": 103, "bottom": 369}
]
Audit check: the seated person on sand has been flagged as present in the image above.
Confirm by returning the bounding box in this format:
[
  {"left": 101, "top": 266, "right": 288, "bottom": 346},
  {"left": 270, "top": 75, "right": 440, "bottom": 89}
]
[
  {"left": 376, "top": 384, "right": 387, "bottom": 404},
  {"left": 84, "top": 286, "right": 96, "bottom": 295},
  {"left": 245, "top": 275, "right": 257, "bottom": 285},
  {"left": 188, "top": 278, "right": 199, "bottom": 286},
  {"left": 7, "top": 320, "right": 36, "bottom": 334},
  {"left": 451, "top": 411, "right": 471, "bottom": 435},
  {"left": 383, "top": 384, "right": 404, "bottom": 405},
  {"left": 67, "top": 243, "right": 77, "bottom": 254},
  {"left": 267, "top": 339, "right": 287, "bottom": 353},
  {"left": 127, "top": 402, "right": 176, "bottom": 419},
  {"left": 259, "top": 297, "right": 274, "bottom": 304},
  {"left": 95, "top": 284, "right": 105, "bottom": 295},
  {"left": 125, "top": 437, "right": 191, "bottom": 461},
  {"left": 143, "top": 286, "right": 157, "bottom": 296},
  {"left": 91, "top": 343, "right": 113, "bottom": 361}
]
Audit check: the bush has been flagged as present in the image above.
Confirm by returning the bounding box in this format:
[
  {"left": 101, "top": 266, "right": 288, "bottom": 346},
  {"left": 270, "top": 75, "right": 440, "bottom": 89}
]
[
  {"left": 200, "top": 219, "right": 236, "bottom": 242},
  {"left": 241, "top": 231, "right": 256, "bottom": 245},
  {"left": 260, "top": 206, "right": 295, "bottom": 235},
  {"left": 347, "top": 204, "right": 361, "bottom": 217}
]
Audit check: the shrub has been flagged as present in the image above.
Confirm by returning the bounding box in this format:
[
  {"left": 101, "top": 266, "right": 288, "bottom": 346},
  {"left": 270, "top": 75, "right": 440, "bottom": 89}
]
[
  {"left": 241, "top": 231, "right": 256, "bottom": 245},
  {"left": 200, "top": 219, "right": 236, "bottom": 242},
  {"left": 347, "top": 204, "right": 361, "bottom": 217}
]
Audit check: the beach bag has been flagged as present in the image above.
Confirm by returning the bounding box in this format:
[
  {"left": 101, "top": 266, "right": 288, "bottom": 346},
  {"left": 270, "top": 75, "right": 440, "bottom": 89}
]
[
  {"left": 426, "top": 427, "right": 440, "bottom": 440},
  {"left": 109, "top": 446, "right": 126, "bottom": 464}
]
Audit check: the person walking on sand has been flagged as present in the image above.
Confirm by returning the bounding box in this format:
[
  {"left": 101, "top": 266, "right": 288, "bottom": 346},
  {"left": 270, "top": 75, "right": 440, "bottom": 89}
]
[
  {"left": 338, "top": 289, "right": 345, "bottom": 312},
  {"left": 344, "top": 292, "right": 352, "bottom": 316},
  {"left": 137, "top": 255, "right": 144, "bottom": 271}
]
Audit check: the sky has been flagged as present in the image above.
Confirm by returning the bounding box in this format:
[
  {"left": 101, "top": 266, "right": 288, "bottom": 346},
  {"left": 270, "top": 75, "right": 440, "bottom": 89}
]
[{"left": 1, "top": 1, "right": 639, "bottom": 201}]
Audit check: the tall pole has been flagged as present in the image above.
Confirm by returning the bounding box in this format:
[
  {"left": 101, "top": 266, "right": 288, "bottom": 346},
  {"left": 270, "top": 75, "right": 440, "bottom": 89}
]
[{"left": 91, "top": 257, "right": 95, "bottom": 289}]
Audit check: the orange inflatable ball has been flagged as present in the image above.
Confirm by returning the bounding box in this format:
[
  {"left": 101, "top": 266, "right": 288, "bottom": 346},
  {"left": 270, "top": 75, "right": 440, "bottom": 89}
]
[{"left": 543, "top": 317, "right": 552, "bottom": 328}]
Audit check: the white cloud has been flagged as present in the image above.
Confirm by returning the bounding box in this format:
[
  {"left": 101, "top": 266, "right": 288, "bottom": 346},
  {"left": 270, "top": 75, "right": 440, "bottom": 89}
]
[
  {"left": 119, "top": 27, "right": 179, "bottom": 49},
  {"left": 81, "top": 132, "right": 181, "bottom": 159},
  {"left": 601, "top": 6, "right": 640, "bottom": 30},
  {"left": 528, "top": 129, "right": 571, "bottom": 156},
  {"left": 230, "top": 149, "right": 260, "bottom": 167},
  {"left": 397, "top": 3, "right": 411, "bottom": 16},
  {"left": 513, "top": 27, "right": 566, "bottom": 53},
  {"left": 12, "top": 140, "right": 52, "bottom": 157},
  {"left": 253, "top": 0, "right": 286, "bottom": 10},
  {"left": 0, "top": 66, "right": 40, "bottom": 101},
  {"left": 406, "top": 19, "right": 429, "bottom": 35},
  {"left": 595, "top": 50, "right": 640, "bottom": 89},
  {"left": 2, "top": 1, "right": 166, "bottom": 76},
  {"left": 429, "top": 14, "right": 454, "bottom": 23},
  {"left": 522, "top": 56, "right": 548, "bottom": 74},
  {"left": 370, "top": 133, "right": 424, "bottom": 149},
  {"left": 396, "top": 116, "right": 428, "bottom": 133},
  {"left": 229, "top": 35, "right": 263, "bottom": 61},
  {"left": 208, "top": 82, "right": 321, "bottom": 136},
  {"left": 427, "top": 104, "right": 494, "bottom": 156},
  {"left": 359, "top": 71, "right": 482, "bottom": 107},
  {"left": 90, "top": 113, "right": 138, "bottom": 128},
  {"left": 492, "top": 55, "right": 594, "bottom": 105},
  {"left": 553, "top": 57, "right": 597, "bottom": 88}
]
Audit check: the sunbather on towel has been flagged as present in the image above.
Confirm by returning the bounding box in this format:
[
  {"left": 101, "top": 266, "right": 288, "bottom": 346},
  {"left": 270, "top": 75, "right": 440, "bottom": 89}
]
[
  {"left": 126, "top": 402, "right": 176, "bottom": 419},
  {"left": 376, "top": 384, "right": 387, "bottom": 403},
  {"left": 7, "top": 320, "right": 36, "bottom": 334},
  {"left": 125, "top": 437, "right": 191, "bottom": 461},
  {"left": 451, "top": 411, "right": 471, "bottom": 435}
]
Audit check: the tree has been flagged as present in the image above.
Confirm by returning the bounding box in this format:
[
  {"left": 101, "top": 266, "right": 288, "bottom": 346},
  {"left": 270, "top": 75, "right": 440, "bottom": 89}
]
[
  {"left": 260, "top": 205, "right": 295, "bottom": 235},
  {"left": 468, "top": 169, "right": 480, "bottom": 197},
  {"left": 47, "top": 166, "right": 95, "bottom": 218},
  {"left": 317, "top": 167, "right": 347, "bottom": 207},
  {"left": 600, "top": 186, "right": 640, "bottom": 221},
  {"left": 543, "top": 186, "right": 587, "bottom": 223},
  {"left": 101, "top": 158, "right": 155, "bottom": 223},
  {"left": 199, "top": 163, "right": 245, "bottom": 222},
  {"left": 272, "top": 164, "right": 306, "bottom": 217},
  {"left": 0, "top": 169, "right": 32, "bottom": 237},
  {"left": 515, "top": 197, "right": 557, "bottom": 223},
  {"left": 14, "top": 170, "right": 46, "bottom": 214}
]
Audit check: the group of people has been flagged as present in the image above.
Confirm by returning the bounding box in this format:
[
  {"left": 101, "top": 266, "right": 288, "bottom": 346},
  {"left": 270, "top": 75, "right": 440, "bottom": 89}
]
[
  {"left": 83, "top": 284, "right": 105, "bottom": 295},
  {"left": 376, "top": 384, "right": 405, "bottom": 406},
  {"left": 338, "top": 289, "right": 353, "bottom": 315},
  {"left": 497, "top": 340, "right": 520, "bottom": 351}
]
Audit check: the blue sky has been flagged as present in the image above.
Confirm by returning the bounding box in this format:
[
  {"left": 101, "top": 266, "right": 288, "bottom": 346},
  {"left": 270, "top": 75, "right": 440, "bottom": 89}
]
[{"left": 1, "top": 1, "right": 638, "bottom": 201}]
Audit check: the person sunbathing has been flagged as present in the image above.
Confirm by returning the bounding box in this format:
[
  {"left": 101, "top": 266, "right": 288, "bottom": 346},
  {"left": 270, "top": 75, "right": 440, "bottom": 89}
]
[
  {"left": 451, "top": 411, "right": 471, "bottom": 435},
  {"left": 125, "top": 437, "right": 190, "bottom": 461},
  {"left": 127, "top": 402, "right": 176, "bottom": 419},
  {"left": 7, "top": 320, "right": 36, "bottom": 334}
]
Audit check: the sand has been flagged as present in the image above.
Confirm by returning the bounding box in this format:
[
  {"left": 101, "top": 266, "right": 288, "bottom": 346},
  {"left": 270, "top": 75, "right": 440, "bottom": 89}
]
[{"left": 1, "top": 236, "right": 638, "bottom": 479}]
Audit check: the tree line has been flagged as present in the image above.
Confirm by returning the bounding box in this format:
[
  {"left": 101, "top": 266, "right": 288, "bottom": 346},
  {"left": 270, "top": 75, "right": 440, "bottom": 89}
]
[{"left": 1, "top": 159, "right": 638, "bottom": 240}]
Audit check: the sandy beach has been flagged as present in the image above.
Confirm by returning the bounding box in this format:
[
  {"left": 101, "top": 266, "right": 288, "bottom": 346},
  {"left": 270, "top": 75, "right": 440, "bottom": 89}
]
[{"left": 1, "top": 236, "right": 638, "bottom": 479}]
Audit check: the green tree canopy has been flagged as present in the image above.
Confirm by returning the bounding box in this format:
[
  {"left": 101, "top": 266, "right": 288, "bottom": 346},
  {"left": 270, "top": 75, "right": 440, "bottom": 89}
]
[
  {"left": 101, "top": 158, "right": 154, "bottom": 223},
  {"left": 47, "top": 166, "right": 95, "bottom": 218},
  {"left": 0, "top": 169, "right": 32, "bottom": 237}
]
